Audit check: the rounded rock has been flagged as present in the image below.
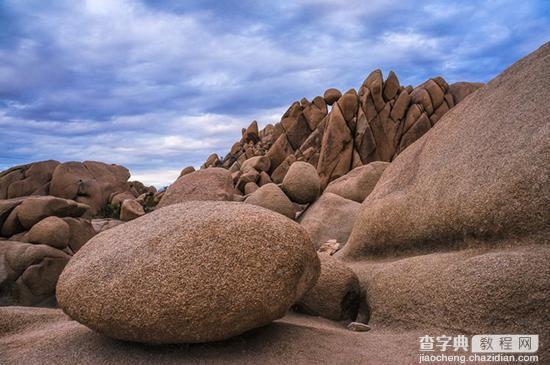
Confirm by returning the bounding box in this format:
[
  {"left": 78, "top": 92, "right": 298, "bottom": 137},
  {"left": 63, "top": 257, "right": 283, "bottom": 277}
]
[
  {"left": 27, "top": 216, "right": 70, "bottom": 249},
  {"left": 281, "top": 162, "right": 320, "bottom": 204},
  {"left": 323, "top": 88, "right": 342, "bottom": 106},
  {"left": 57, "top": 201, "right": 320, "bottom": 344}
]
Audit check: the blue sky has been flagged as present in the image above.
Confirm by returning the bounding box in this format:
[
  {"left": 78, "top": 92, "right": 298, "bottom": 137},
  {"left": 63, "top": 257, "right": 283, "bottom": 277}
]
[{"left": 0, "top": 0, "right": 548, "bottom": 186}]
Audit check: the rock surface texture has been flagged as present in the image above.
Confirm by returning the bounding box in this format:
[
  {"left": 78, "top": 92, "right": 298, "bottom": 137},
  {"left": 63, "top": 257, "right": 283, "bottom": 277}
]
[
  {"left": 0, "top": 307, "right": 423, "bottom": 365},
  {"left": 157, "top": 168, "right": 234, "bottom": 208},
  {"left": 298, "top": 193, "right": 360, "bottom": 248},
  {"left": 296, "top": 253, "right": 361, "bottom": 321},
  {"left": 57, "top": 201, "right": 320, "bottom": 344},
  {"left": 0, "top": 241, "right": 71, "bottom": 306}
]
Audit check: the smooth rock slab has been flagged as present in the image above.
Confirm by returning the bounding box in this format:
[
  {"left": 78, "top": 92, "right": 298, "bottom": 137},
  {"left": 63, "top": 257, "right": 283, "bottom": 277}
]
[{"left": 57, "top": 201, "right": 320, "bottom": 344}]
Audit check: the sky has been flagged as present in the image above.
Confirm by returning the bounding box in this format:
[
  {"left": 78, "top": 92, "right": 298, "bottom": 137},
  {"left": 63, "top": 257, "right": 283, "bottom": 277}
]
[{"left": 0, "top": 0, "right": 548, "bottom": 187}]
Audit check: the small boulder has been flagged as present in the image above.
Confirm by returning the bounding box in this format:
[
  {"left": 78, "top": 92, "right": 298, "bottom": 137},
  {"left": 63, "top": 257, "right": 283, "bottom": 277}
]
[
  {"left": 318, "top": 239, "right": 342, "bottom": 255},
  {"left": 57, "top": 201, "right": 320, "bottom": 344},
  {"left": 448, "top": 81, "right": 484, "bottom": 104},
  {"left": 91, "top": 218, "right": 124, "bottom": 233},
  {"left": 296, "top": 253, "right": 361, "bottom": 321},
  {"left": 179, "top": 166, "right": 195, "bottom": 178},
  {"left": 241, "top": 156, "right": 271, "bottom": 173},
  {"left": 347, "top": 322, "right": 371, "bottom": 332},
  {"left": 119, "top": 199, "right": 145, "bottom": 222},
  {"left": 281, "top": 161, "right": 320, "bottom": 204},
  {"left": 157, "top": 168, "right": 234, "bottom": 208},
  {"left": 109, "top": 191, "right": 136, "bottom": 208},
  {"left": 27, "top": 216, "right": 70, "bottom": 249},
  {"left": 245, "top": 183, "right": 296, "bottom": 219},
  {"left": 323, "top": 88, "right": 342, "bottom": 105},
  {"left": 243, "top": 182, "right": 259, "bottom": 195},
  {"left": 62, "top": 217, "right": 96, "bottom": 252}
]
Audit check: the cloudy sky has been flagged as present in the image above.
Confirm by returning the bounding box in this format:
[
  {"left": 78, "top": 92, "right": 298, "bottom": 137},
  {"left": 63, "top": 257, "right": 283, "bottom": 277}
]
[{"left": 1, "top": 0, "right": 548, "bottom": 186}]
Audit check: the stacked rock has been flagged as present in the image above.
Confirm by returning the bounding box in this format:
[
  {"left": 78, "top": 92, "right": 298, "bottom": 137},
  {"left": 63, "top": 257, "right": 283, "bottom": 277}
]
[
  {"left": 203, "top": 70, "right": 482, "bottom": 190},
  {"left": 0, "top": 160, "right": 156, "bottom": 216}
]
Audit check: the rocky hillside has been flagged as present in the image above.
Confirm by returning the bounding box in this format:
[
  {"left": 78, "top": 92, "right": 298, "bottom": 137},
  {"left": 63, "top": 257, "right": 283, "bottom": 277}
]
[{"left": 0, "top": 43, "right": 548, "bottom": 364}]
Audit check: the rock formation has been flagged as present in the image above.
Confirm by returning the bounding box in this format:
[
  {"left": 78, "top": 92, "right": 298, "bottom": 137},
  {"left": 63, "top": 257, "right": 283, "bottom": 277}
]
[
  {"left": 0, "top": 40, "right": 548, "bottom": 365},
  {"left": 212, "top": 71, "right": 482, "bottom": 194},
  {"left": 0, "top": 160, "right": 155, "bottom": 216},
  {"left": 57, "top": 201, "right": 319, "bottom": 344},
  {"left": 337, "top": 42, "right": 550, "bottom": 357}
]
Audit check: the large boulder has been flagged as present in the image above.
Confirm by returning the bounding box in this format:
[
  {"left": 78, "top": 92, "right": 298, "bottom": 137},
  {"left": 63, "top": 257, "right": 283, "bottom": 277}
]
[
  {"left": 157, "top": 168, "right": 234, "bottom": 208},
  {"left": 244, "top": 183, "right": 296, "bottom": 219},
  {"left": 316, "top": 101, "right": 354, "bottom": 189},
  {"left": 281, "top": 161, "right": 320, "bottom": 204},
  {"left": 57, "top": 201, "right": 320, "bottom": 344},
  {"left": 16, "top": 196, "right": 90, "bottom": 230},
  {"left": 0, "top": 241, "right": 70, "bottom": 306},
  {"left": 0, "top": 198, "right": 24, "bottom": 231},
  {"left": 298, "top": 193, "right": 360, "bottom": 248},
  {"left": 338, "top": 43, "right": 550, "bottom": 339},
  {"left": 49, "top": 161, "right": 131, "bottom": 214},
  {"left": 341, "top": 42, "right": 550, "bottom": 259},
  {"left": 348, "top": 244, "right": 550, "bottom": 336},
  {"left": 324, "top": 161, "right": 389, "bottom": 203},
  {"left": 296, "top": 253, "right": 360, "bottom": 321}
]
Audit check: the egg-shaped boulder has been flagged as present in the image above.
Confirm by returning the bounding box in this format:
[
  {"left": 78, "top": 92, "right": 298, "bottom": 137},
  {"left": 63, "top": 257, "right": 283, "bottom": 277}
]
[{"left": 56, "top": 201, "right": 320, "bottom": 344}]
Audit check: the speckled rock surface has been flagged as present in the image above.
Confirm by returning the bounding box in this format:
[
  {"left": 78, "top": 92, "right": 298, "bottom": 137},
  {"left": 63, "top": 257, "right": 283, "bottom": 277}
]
[
  {"left": 298, "top": 193, "right": 360, "bottom": 249},
  {"left": 296, "top": 253, "right": 360, "bottom": 321},
  {"left": 157, "top": 168, "right": 234, "bottom": 208},
  {"left": 56, "top": 201, "right": 320, "bottom": 344},
  {"left": 244, "top": 183, "right": 296, "bottom": 219},
  {"left": 0, "top": 308, "right": 424, "bottom": 365},
  {"left": 324, "top": 161, "right": 389, "bottom": 203},
  {"left": 348, "top": 244, "right": 550, "bottom": 340}
]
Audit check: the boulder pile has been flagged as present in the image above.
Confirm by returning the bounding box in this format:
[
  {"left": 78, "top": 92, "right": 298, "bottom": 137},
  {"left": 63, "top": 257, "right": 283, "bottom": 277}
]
[
  {"left": 0, "top": 160, "right": 156, "bottom": 216},
  {"left": 208, "top": 70, "right": 482, "bottom": 192},
  {"left": 0, "top": 161, "right": 156, "bottom": 306}
]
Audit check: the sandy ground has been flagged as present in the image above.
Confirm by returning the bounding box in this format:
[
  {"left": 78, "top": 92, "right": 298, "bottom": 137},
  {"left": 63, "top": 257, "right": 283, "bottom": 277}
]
[{"left": 0, "top": 306, "right": 426, "bottom": 365}]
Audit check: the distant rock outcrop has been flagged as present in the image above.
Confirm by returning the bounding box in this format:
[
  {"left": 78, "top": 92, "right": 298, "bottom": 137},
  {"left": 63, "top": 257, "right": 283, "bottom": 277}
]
[
  {"left": 0, "top": 160, "right": 156, "bottom": 216},
  {"left": 210, "top": 71, "right": 482, "bottom": 193}
]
